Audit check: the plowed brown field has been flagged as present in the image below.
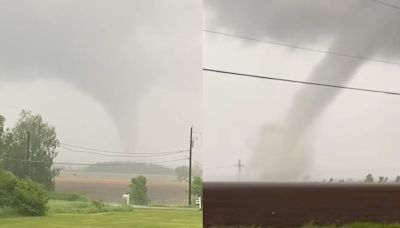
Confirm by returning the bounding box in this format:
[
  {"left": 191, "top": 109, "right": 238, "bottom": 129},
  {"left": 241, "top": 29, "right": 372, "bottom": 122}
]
[
  {"left": 204, "top": 182, "right": 400, "bottom": 227},
  {"left": 55, "top": 174, "right": 187, "bottom": 205}
]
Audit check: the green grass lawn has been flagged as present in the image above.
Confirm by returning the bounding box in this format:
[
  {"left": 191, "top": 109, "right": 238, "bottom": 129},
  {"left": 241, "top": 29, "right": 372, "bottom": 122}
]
[{"left": 0, "top": 208, "right": 202, "bottom": 228}]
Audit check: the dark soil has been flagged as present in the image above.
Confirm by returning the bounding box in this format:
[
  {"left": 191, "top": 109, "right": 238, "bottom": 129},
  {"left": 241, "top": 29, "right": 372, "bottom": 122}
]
[{"left": 204, "top": 182, "right": 400, "bottom": 227}]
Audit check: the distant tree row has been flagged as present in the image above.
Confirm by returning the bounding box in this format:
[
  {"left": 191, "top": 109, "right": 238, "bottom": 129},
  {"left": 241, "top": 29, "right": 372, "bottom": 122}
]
[
  {"left": 364, "top": 173, "right": 400, "bottom": 183},
  {"left": 321, "top": 174, "right": 400, "bottom": 183}
]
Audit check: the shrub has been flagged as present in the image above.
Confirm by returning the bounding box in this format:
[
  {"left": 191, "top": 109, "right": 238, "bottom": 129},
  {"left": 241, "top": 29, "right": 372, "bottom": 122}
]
[
  {"left": 48, "top": 200, "right": 133, "bottom": 214},
  {"left": 13, "top": 178, "right": 49, "bottom": 216},
  {"left": 91, "top": 200, "right": 104, "bottom": 209},
  {"left": 0, "top": 170, "right": 17, "bottom": 207}
]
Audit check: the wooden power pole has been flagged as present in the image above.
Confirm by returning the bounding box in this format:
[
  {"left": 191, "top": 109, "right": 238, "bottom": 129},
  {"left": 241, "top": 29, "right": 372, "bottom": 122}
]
[
  {"left": 234, "top": 159, "right": 244, "bottom": 181},
  {"left": 26, "top": 131, "right": 30, "bottom": 178},
  {"left": 188, "top": 126, "right": 193, "bottom": 205}
]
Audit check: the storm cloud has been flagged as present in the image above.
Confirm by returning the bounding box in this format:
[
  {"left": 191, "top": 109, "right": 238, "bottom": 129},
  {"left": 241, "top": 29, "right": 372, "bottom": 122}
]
[{"left": 0, "top": 0, "right": 201, "bottom": 152}]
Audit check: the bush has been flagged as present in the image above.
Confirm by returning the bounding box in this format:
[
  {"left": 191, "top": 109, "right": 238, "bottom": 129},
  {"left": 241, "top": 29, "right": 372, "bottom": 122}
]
[
  {"left": 0, "top": 170, "right": 17, "bottom": 207},
  {"left": 48, "top": 192, "right": 88, "bottom": 202},
  {"left": 13, "top": 178, "right": 49, "bottom": 216},
  {"left": 91, "top": 200, "right": 104, "bottom": 209},
  {"left": 48, "top": 200, "right": 133, "bottom": 214}
]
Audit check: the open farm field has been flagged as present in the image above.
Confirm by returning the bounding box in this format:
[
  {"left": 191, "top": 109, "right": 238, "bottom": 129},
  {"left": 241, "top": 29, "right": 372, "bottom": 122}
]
[
  {"left": 204, "top": 182, "right": 400, "bottom": 227},
  {"left": 55, "top": 172, "right": 187, "bottom": 205}
]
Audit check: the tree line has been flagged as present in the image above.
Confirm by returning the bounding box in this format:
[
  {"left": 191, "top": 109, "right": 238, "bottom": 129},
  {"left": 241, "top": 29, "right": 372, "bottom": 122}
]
[{"left": 322, "top": 174, "right": 400, "bottom": 183}]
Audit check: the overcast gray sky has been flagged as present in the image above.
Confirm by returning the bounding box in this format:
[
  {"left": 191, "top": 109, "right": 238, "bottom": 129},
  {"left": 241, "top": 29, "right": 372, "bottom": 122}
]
[
  {"left": 0, "top": 0, "right": 202, "bottom": 167},
  {"left": 204, "top": 0, "right": 400, "bottom": 181}
]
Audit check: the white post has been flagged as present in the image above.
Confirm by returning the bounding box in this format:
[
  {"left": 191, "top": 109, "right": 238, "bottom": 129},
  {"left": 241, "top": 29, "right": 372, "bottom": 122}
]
[
  {"left": 122, "top": 194, "right": 130, "bottom": 205},
  {"left": 198, "top": 196, "right": 202, "bottom": 209}
]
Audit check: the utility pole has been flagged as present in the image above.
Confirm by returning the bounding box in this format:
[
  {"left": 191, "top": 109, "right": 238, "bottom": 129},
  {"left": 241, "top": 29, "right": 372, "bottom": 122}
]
[
  {"left": 188, "top": 126, "right": 193, "bottom": 205},
  {"left": 26, "top": 131, "right": 30, "bottom": 178},
  {"left": 234, "top": 159, "right": 244, "bottom": 181}
]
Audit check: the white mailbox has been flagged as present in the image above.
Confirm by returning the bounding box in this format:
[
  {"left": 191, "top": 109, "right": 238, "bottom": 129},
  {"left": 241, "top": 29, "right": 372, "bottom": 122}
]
[
  {"left": 122, "top": 194, "right": 130, "bottom": 205},
  {"left": 195, "top": 196, "right": 202, "bottom": 209}
]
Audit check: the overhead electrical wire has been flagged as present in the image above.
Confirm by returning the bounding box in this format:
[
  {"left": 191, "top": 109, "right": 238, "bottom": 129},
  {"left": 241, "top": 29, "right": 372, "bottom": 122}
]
[
  {"left": 206, "top": 165, "right": 236, "bottom": 171},
  {"left": 204, "top": 29, "right": 400, "bottom": 67},
  {"left": 0, "top": 157, "right": 187, "bottom": 166},
  {"left": 60, "top": 142, "right": 187, "bottom": 155},
  {"left": 204, "top": 68, "right": 400, "bottom": 96},
  {"left": 60, "top": 145, "right": 188, "bottom": 158},
  {"left": 371, "top": 0, "right": 400, "bottom": 10}
]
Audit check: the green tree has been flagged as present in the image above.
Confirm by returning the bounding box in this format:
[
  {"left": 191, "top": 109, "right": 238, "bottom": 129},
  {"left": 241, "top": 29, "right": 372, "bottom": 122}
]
[
  {"left": 396, "top": 176, "right": 400, "bottom": 183},
  {"left": 129, "top": 175, "right": 149, "bottom": 205},
  {"left": 0, "top": 115, "right": 4, "bottom": 136},
  {"left": 0, "top": 115, "right": 5, "bottom": 159},
  {"left": 2, "top": 110, "right": 60, "bottom": 190},
  {"left": 191, "top": 176, "right": 203, "bottom": 200},
  {"left": 365, "top": 173, "right": 374, "bottom": 183}
]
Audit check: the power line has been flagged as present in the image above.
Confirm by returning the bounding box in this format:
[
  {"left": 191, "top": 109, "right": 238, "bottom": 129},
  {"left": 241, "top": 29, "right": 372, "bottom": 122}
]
[
  {"left": 60, "top": 142, "right": 188, "bottom": 155},
  {"left": 204, "top": 30, "right": 400, "bottom": 67},
  {"left": 371, "top": 0, "right": 400, "bottom": 10},
  {"left": 204, "top": 68, "right": 400, "bottom": 96},
  {"left": 60, "top": 146, "right": 187, "bottom": 158},
  {"left": 188, "top": 126, "right": 193, "bottom": 205},
  {"left": 0, "top": 157, "right": 187, "bottom": 166},
  {"left": 207, "top": 165, "right": 235, "bottom": 170}
]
